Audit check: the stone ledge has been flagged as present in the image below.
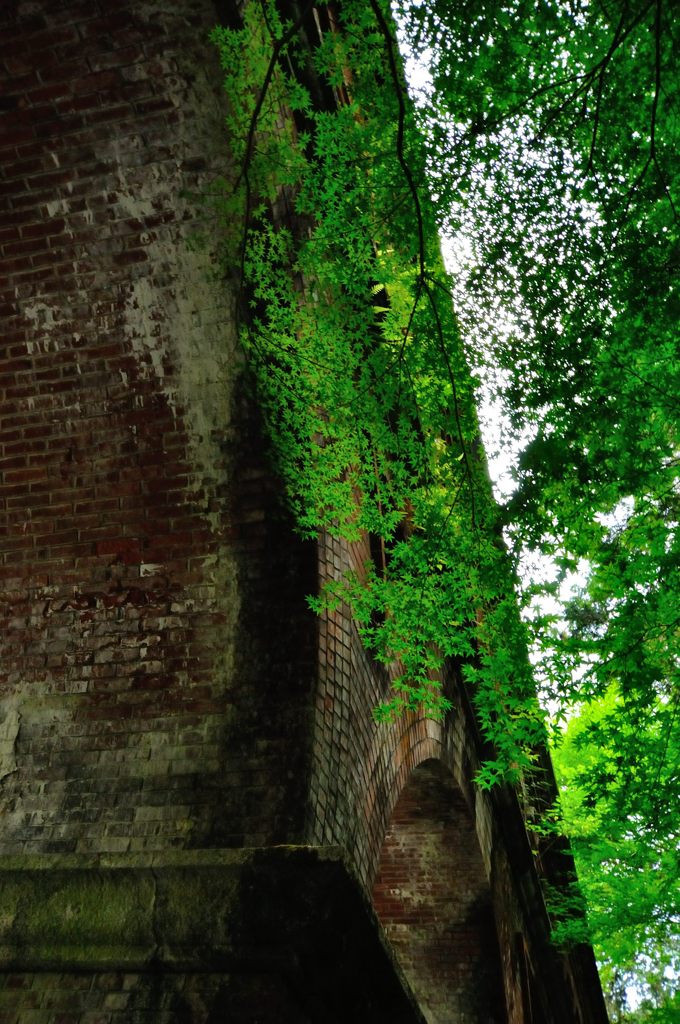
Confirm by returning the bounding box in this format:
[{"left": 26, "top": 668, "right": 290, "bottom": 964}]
[{"left": 0, "top": 845, "right": 425, "bottom": 1023}]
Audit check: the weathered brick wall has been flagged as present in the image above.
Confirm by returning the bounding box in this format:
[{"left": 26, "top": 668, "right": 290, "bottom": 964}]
[
  {"left": 309, "top": 530, "right": 445, "bottom": 883},
  {"left": 372, "top": 760, "right": 506, "bottom": 1024},
  {"left": 0, "top": 971, "right": 238, "bottom": 1023},
  {"left": 0, "top": 0, "right": 316, "bottom": 859},
  {"left": 310, "top": 532, "right": 605, "bottom": 1024}
]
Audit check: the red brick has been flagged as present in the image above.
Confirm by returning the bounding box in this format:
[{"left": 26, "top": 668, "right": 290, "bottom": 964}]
[
  {"left": 28, "top": 82, "right": 74, "bottom": 104},
  {"left": 36, "top": 59, "right": 85, "bottom": 85}
]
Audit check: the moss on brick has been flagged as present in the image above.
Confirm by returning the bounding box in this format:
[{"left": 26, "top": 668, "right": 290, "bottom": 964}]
[{"left": 0, "top": 847, "right": 425, "bottom": 1022}]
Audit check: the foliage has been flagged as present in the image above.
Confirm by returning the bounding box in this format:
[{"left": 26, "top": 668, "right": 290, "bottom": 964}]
[
  {"left": 210, "top": 0, "right": 546, "bottom": 781},
  {"left": 210, "top": 0, "right": 679, "bottom": 1011},
  {"left": 393, "top": 0, "right": 679, "bottom": 1011},
  {"left": 552, "top": 690, "right": 679, "bottom": 1017}
]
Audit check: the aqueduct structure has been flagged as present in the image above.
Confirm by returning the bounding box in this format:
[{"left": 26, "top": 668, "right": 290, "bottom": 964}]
[{"left": 0, "top": 1, "right": 609, "bottom": 1020}]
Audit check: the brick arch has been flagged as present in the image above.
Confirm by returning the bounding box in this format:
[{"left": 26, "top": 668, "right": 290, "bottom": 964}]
[
  {"left": 308, "top": 529, "right": 455, "bottom": 885},
  {"left": 372, "top": 758, "right": 508, "bottom": 1024}
]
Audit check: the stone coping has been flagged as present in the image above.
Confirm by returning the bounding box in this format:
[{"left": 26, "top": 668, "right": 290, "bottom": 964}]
[{"left": 0, "top": 845, "right": 425, "bottom": 1022}]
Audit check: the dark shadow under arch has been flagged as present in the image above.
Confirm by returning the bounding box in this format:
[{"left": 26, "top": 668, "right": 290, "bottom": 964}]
[{"left": 372, "top": 759, "right": 508, "bottom": 1024}]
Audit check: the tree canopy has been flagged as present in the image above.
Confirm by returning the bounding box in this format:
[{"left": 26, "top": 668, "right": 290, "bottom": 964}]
[
  {"left": 395, "top": 2, "right": 679, "bottom": 1013},
  {"left": 211, "top": 0, "right": 679, "bottom": 1016}
]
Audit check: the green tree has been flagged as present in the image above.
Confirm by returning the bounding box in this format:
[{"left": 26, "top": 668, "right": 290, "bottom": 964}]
[
  {"left": 552, "top": 689, "right": 679, "bottom": 1019},
  {"left": 394, "top": 0, "right": 679, "bottom": 1011},
  {"left": 211, "top": 0, "right": 679, "bottom": 1012}
]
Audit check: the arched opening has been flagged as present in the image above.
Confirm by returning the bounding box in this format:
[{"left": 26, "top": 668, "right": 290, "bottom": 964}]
[{"left": 372, "top": 759, "right": 507, "bottom": 1023}]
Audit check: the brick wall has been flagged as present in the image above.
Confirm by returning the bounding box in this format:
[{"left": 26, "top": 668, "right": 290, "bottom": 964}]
[
  {"left": 309, "top": 531, "right": 605, "bottom": 1023},
  {"left": 0, "top": 0, "right": 316, "bottom": 859},
  {"left": 372, "top": 759, "right": 506, "bottom": 1024},
  {"left": 0, "top": 972, "right": 239, "bottom": 1023},
  {"left": 308, "top": 530, "right": 447, "bottom": 884}
]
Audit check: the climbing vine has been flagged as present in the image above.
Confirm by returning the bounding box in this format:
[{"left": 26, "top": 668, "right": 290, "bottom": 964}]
[{"left": 210, "top": 0, "right": 546, "bottom": 786}]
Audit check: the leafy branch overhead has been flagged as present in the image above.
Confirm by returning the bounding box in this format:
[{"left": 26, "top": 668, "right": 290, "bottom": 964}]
[{"left": 211, "top": 0, "right": 678, "bottom": 1015}]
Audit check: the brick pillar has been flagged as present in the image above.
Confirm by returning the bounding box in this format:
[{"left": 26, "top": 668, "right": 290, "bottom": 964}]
[
  {"left": 373, "top": 759, "right": 508, "bottom": 1024},
  {"left": 0, "top": 0, "right": 317, "bottom": 860}
]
